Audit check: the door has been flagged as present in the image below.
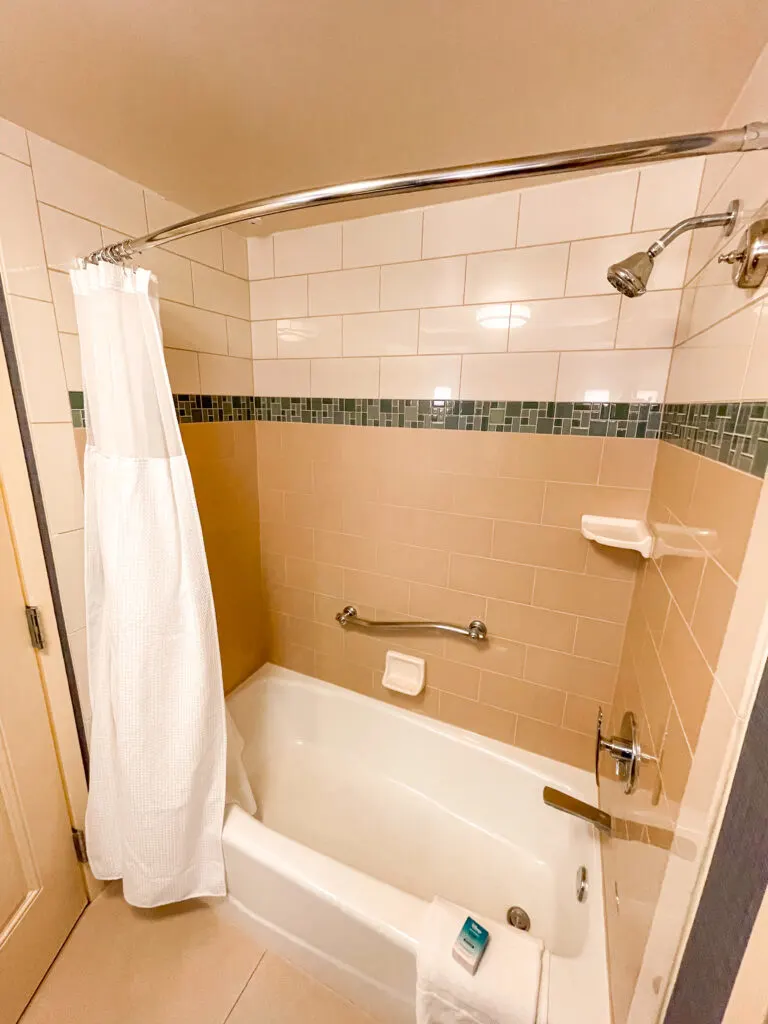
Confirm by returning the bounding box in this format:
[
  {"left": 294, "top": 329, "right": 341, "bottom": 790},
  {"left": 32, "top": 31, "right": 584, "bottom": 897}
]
[{"left": 0, "top": 476, "right": 86, "bottom": 1023}]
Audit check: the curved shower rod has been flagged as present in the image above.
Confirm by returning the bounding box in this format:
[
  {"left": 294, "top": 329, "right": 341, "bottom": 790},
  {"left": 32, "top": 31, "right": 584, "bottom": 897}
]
[{"left": 87, "top": 122, "right": 768, "bottom": 264}]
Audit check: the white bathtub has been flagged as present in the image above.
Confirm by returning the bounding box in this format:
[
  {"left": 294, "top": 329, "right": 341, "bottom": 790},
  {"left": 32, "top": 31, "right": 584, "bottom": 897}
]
[{"left": 222, "top": 664, "right": 610, "bottom": 1024}]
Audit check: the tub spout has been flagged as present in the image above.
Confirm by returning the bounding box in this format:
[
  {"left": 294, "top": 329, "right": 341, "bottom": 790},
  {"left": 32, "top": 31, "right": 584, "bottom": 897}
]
[{"left": 543, "top": 786, "right": 613, "bottom": 836}]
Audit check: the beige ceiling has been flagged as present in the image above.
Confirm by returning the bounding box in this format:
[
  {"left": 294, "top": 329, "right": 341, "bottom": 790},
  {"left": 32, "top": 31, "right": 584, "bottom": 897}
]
[{"left": 1, "top": 0, "right": 767, "bottom": 233}]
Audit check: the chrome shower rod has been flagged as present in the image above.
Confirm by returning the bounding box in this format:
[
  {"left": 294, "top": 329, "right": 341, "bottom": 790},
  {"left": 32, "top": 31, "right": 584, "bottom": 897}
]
[{"left": 88, "top": 122, "right": 768, "bottom": 264}]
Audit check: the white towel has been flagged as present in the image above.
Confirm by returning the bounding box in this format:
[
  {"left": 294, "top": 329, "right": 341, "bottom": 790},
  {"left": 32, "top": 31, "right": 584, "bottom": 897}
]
[{"left": 416, "top": 899, "right": 544, "bottom": 1024}]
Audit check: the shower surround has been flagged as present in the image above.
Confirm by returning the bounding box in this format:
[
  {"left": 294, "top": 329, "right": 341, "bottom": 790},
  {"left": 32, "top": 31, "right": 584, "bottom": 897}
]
[{"left": 2, "top": 60, "right": 768, "bottom": 1023}]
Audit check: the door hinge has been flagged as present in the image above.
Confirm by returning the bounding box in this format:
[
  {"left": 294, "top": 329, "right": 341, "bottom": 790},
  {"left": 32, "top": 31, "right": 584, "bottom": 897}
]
[
  {"left": 72, "top": 828, "right": 88, "bottom": 864},
  {"left": 25, "top": 605, "right": 45, "bottom": 651}
]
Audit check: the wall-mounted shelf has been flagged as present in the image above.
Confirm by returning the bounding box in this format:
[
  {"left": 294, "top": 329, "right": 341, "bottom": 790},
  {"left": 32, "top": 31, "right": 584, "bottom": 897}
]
[{"left": 581, "top": 515, "right": 654, "bottom": 558}]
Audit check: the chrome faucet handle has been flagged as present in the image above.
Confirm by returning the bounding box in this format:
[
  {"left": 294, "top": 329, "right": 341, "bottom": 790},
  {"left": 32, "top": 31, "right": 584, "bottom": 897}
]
[
  {"left": 718, "top": 249, "right": 746, "bottom": 265},
  {"left": 595, "top": 707, "right": 657, "bottom": 795}
]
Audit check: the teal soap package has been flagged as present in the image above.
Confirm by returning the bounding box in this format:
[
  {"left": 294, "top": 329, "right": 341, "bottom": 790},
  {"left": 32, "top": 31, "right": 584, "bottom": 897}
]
[{"left": 452, "top": 915, "right": 490, "bottom": 975}]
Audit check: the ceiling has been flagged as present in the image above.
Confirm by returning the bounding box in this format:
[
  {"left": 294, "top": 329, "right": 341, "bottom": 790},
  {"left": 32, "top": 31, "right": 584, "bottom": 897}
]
[{"left": 1, "top": 0, "right": 767, "bottom": 232}]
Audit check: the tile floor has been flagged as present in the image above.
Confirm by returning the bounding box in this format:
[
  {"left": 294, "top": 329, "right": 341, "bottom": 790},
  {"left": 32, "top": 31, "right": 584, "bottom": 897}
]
[{"left": 20, "top": 883, "right": 378, "bottom": 1024}]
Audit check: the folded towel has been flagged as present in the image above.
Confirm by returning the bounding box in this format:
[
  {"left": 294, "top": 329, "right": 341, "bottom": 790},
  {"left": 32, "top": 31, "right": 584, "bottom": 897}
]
[{"left": 416, "top": 899, "right": 544, "bottom": 1024}]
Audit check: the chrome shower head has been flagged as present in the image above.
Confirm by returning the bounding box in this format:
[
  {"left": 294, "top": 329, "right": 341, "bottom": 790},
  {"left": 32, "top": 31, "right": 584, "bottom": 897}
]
[{"left": 607, "top": 251, "right": 655, "bottom": 298}]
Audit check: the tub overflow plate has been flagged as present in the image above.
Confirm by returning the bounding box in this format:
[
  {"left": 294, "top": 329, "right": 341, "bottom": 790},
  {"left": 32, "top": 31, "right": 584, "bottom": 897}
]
[{"left": 506, "top": 906, "right": 531, "bottom": 931}]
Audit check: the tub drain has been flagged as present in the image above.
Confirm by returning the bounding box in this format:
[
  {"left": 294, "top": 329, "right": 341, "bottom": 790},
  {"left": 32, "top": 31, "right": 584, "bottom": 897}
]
[{"left": 506, "top": 906, "right": 531, "bottom": 931}]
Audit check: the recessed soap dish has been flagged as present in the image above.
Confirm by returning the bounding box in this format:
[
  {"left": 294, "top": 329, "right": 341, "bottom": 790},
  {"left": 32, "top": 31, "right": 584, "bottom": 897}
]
[{"left": 581, "top": 515, "right": 654, "bottom": 558}]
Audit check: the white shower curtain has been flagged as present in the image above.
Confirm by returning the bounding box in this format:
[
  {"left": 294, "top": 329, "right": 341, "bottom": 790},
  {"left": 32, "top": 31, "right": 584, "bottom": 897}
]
[{"left": 70, "top": 263, "right": 226, "bottom": 908}]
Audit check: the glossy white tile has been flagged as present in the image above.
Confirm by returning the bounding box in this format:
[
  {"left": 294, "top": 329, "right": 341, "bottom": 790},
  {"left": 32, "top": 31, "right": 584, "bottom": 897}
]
[
  {"left": 379, "top": 354, "right": 461, "bottom": 399},
  {"left": 0, "top": 155, "right": 51, "bottom": 300},
  {"left": 222, "top": 230, "right": 249, "bottom": 278},
  {"left": 684, "top": 286, "right": 758, "bottom": 343},
  {"left": 277, "top": 316, "right": 342, "bottom": 359},
  {"left": 517, "top": 170, "right": 638, "bottom": 246},
  {"left": 418, "top": 304, "right": 509, "bottom": 354},
  {"left": 138, "top": 247, "right": 194, "bottom": 304},
  {"left": 198, "top": 354, "right": 253, "bottom": 395},
  {"left": 505, "top": 295, "right": 620, "bottom": 352},
  {"left": 192, "top": 263, "right": 249, "bottom": 318},
  {"left": 49, "top": 271, "right": 78, "bottom": 333},
  {"left": 29, "top": 133, "right": 146, "bottom": 235},
  {"left": 465, "top": 244, "right": 569, "bottom": 304},
  {"left": 633, "top": 159, "right": 704, "bottom": 231},
  {"left": 309, "top": 267, "right": 379, "bottom": 315},
  {"left": 556, "top": 348, "right": 671, "bottom": 403},
  {"left": 665, "top": 345, "right": 750, "bottom": 402},
  {"left": 422, "top": 192, "right": 520, "bottom": 258},
  {"left": 380, "top": 257, "right": 464, "bottom": 310},
  {"left": 342, "top": 310, "right": 419, "bottom": 356},
  {"left": 145, "top": 192, "right": 223, "bottom": 269},
  {"left": 566, "top": 231, "right": 690, "bottom": 296},
  {"left": 342, "top": 210, "right": 423, "bottom": 267},
  {"left": 460, "top": 352, "right": 558, "bottom": 400},
  {"left": 59, "top": 333, "right": 82, "bottom": 391},
  {"left": 251, "top": 321, "right": 278, "bottom": 359},
  {"left": 247, "top": 235, "right": 274, "bottom": 280},
  {"left": 52, "top": 529, "right": 86, "bottom": 633},
  {"left": 0, "top": 117, "right": 28, "bottom": 163},
  {"left": 159, "top": 300, "right": 228, "bottom": 355},
  {"left": 743, "top": 302, "right": 768, "bottom": 398},
  {"left": 250, "top": 275, "right": 308, "bottom": 319},
  {"left": 311, "top": 357, "right": 380, "bottom": 398},
  {"left": 163, "top": 348, "right": 200, "bottom": 393},
  {"left": 616, "top": 290, "right": 682, "bottom": 349},
  {"left": 38, "top": 204, "right": 102, "bottom": 272},
  {"left": 274, "top": 223, "right": 342, "bottom": 276},
  {"left": 226, "top": 317, "right": 252, "bottom": 357},
  {"left": 253, "top": 358, "right": 311, "bottom": 396},
  {"left": 31, "top": 423, "right": 84, "bottom": 534},
  {"left": 8, "top": 296, "right": 70, "bottom": 422}
]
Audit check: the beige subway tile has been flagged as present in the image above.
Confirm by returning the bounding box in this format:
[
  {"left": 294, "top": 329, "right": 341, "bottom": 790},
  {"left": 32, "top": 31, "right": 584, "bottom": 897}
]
[
  {"left": 584, "top": 544, "right": 640, "bottom": 581},
  {"left": 266, "top": 585, "right": 315, "bottom": 619},
  {"left": 452, "top": 475, "right": 545, "bottom": 523},
  {"left": 573, "top": 617, "right": 624, "bottom": 664},
  {"left": 261, "top": 522, "right": 313, "bottom": 560},
  {"left": 344, "top": 569, "right": 410, "bottom": 615},
  {"left": 258, "top": 488, "right": 284, "bottom": 525},
  {"left": 378, "top": 506, "right": 493, "bottom": 557},
  {"left": 273, "top": 642, "right": 315, "bottom": 678},
  {"left": 493, "top": 521, "right": 588, "bottom": 572},
  {"left": 343, "top": 628, "right": 389, "bottom": 672},
  {"left": 497, "top": 434, "right": 603, "bottom": 483},
  {"left": 533, "top": 567, "right": 633, "bottom": 622},
  {"left": 314, "top": 529, "right": 378, "bottom": 571},
  {"left": 659, "top": 705, "right": 692, "bottom": 811},
  {"left": 438, "top": 692, "right": 517, "bottom": 745},
  {"left": 377, "top": 468, "right": 454, "bottom": 512},
  {"left": 376, "top": 541, "right": 449, "bottom": 587},
  {"left": 691, "top": 558, "right": 737, "bottom": 670},
  {"left": 284, "top": 557, "right": 343, "bottom": 597},
  {"left": 258, "top": 446, "right": 313, "bottom": 492},
  {"left": 515, "top": 718, "right": 593, "bottom": 771},
  {"left": 657, "top": 553, "right": 705, "bottom": 622},
  {"left": 563, "top": 694, "right": 606, "bottom": 735},
  {"left": 523, "top": 645, "right": 617, "bottom": 701},
  {"left": 284, "top": 490, "right": 342, "bottom": 531},
  {"left": 600, "top": 437, "right": 658, "bottom": 490},
  {"left": 315, "top": 653, "right": 374, "bottom": 695},
  {"left": 375, "top": 680, "right": 441, "bottom": 718},
  {"left": 687, "top": 456, "right": 762, "bottom": 581},
  {"left": 659, "top": 602, "right": 714, "bottom": 751},
  {"left": 638, "top": 559, "right": 671, "bottom": 646},
  {"left": 652, "top": 443, "right": 700, "bottom": 523},
  {"left": 423, "top": 429, "right": 505, "bottom": 477},
  {"left": 427, "top": 658, "right": 481, "bottom": 699},
  {"left": 0, "top": 155, "right": 50, "bottom": 300},
  {"left": 449, "top": 554, "right": 535, "bottom": 604},
  {"left": 315, "top": 459, "right": 378, "bottom": 500},
  {"left": 542, "top": 482, "right": 648, "bottom": 529},
  {"left": 409, "top": 583, "right": 486, "bottom": 625},
  {"left": 633, "top": 613, "right": 672, "bottom": 758},
  {"left": 486, "top": 599, "right": 576, "bottom": 653},
  {"left": 443, "top": 634, "right": 525, "bottom": 679},
  {"left": 480, "top": 671, "right": 565, "bottom": 725}
]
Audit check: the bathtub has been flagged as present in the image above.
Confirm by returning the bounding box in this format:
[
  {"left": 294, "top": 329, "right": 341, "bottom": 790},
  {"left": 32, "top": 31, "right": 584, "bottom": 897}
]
[{"left": 222, "top": 664, "right": 610, "bottom": 1024}]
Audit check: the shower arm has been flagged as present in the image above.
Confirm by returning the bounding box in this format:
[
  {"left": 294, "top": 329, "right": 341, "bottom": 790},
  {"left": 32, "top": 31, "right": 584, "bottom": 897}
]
[
  {"left": 85, "top": 122, "right": 768, "bottom": 264},
  {"left": 647, "top": 200, "right": 740, "bottom": 259}
]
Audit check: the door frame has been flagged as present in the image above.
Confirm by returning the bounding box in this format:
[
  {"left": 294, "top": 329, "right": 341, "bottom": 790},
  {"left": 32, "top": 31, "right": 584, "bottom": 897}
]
[{"left": 0, "top": 275, "right": 94, "bottom": 896}]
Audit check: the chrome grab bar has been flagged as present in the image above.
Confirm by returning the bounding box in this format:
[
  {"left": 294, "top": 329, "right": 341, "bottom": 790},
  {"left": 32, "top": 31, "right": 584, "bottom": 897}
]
[{"left": 335, "top": 605, "right": 488, "bottom": 642}]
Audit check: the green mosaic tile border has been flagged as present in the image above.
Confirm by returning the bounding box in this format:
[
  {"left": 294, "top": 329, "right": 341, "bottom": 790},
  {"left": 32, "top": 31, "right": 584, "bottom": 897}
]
[
  {"left": 68, "top": 391, "right": 768, "bottom": 477},
  {"left": 660, "top": 402, "right": 768, "bottom": 478}
]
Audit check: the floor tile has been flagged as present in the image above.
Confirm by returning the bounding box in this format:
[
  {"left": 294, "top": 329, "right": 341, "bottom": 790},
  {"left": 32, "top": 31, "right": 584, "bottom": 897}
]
[
  {"left": 21, "top": 884, "right": 264, "bottom": 1024},
  {"left": 225, "top": 954, "right": 377, "bottom": 1024}
]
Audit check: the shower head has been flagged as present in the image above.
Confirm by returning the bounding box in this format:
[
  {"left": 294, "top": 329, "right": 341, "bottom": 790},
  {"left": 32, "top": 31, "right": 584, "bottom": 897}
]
[
  {"left": 607, "top": 251, "right": 654, "bottom": 298},
  {"left": 606, "top": 199, "right": 741, "bottom": 298}
]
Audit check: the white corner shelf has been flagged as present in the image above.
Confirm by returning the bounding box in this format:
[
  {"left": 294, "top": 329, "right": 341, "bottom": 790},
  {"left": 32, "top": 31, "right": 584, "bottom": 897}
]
[{"left": 581, "top": 515, "right": 654, "bottom": 558}]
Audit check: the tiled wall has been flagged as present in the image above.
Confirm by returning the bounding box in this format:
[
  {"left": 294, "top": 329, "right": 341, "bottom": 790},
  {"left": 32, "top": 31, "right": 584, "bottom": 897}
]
[
  {"left": 256, "top": 421, "right": 656, "bottom": 769},
  {"left": 0, "top": 117, "right": 263, "bottom": 724},
  {"left": 600, "top": 44, "right": 768, "bottom": 1024},
  {"left": 247, "top": 159, "right": 703, "bottom": 403}
]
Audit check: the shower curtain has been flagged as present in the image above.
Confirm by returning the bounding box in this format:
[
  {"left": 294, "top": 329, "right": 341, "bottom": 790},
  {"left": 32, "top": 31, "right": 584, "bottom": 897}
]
[{"left": 70, "top": 263, "right": 226, "bottom": 908}]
